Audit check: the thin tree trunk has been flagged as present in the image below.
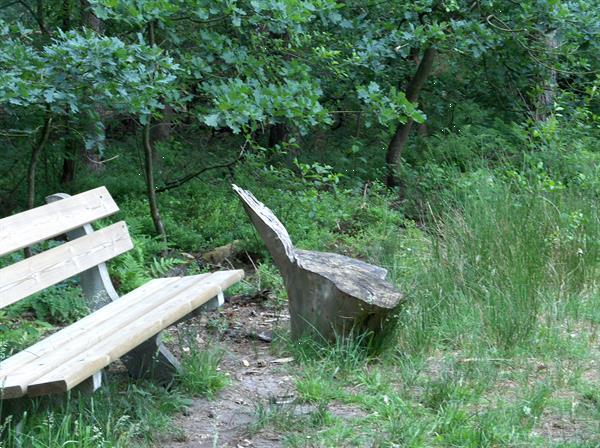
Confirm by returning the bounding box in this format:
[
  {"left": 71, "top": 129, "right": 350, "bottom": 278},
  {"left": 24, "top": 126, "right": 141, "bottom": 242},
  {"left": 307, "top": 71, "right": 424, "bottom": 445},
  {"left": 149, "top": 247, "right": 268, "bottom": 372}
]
[
  {"left": 147, "top": 19, "right": 172, "bottom": 152},
  {"left": 60, "top": 124, "right": 77, "bottom": 184},
  {"left": 27, "top": 116, "right": 52, "bottom": 210},
  {"left": 80, "top": 0, "right": 102, "bottom": 31},
  {"left": 142, "top": 19, "right": 166, "bottom": 241},
  {"left": 62, "top": 0, "right": 70, "bottom": 29},
  {"left": 36, "top": 0, "right": 45, "bottom": 34},
  {"left": 25, "top": 115, "right": 52, "bottom": 257},
  {"left": 59, "top": 0, "right": 77, "bottom": 185},
  {"left": 79, "top": 0, "right": 106, "bottom": 173},
  {"left": 142, "top": 123, "right": 166, "bottom": 240},
  {"left": 268, "top": 123, "right": 288, "bottom": 148},
  {"left": 535, "top": 30, "right": 558, "bottom": 121},
  {"left": 150, "top": 104, "right": 173, "bottom": 148},
  {"left": 385, "top": 47, "right": 436, "bottom": 187}
]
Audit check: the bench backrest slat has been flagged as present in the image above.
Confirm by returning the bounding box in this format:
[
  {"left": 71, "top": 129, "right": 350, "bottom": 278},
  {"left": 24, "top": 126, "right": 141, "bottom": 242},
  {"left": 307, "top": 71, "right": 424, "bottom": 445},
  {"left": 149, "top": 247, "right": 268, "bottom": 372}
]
[
  {"left": 0, "top": 187, "right": 118, "bottom": 258},
  {"left": 0, "top": 222, "right": 133, "bottom": 309}
]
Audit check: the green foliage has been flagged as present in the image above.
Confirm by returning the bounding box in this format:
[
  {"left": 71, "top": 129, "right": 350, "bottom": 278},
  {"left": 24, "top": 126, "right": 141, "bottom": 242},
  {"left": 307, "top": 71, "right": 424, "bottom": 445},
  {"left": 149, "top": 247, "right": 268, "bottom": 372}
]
[
  {"left": 201, "top": 78, "right": 330, "bottom": 133},
  {"left": 111, "top": 249, "right": 183, "bottom": 293},
  {"left": 8, "top": 284, "right": 88, "bottom": 325},
  {"left": 0, "top": 314, "right": 53, "bottom": 361},
  {"left": 357, "top": 82, "right": 426, "bottom": 128},
  {"left": 0, "top": 24, "right": 180, "bottom": 152},
  {"left": 0, "top": 0, "right": 599, "bottom": 445},
  {"left": 293, "top": 158, "right": 343, "bottom": 189}
]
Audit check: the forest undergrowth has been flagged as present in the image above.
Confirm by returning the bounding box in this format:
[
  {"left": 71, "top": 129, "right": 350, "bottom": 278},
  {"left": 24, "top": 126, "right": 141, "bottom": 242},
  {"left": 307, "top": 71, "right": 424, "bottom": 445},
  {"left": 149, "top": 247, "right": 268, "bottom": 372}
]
[{"left": 0, "top": 114, "right": 599, "bottom": 447}]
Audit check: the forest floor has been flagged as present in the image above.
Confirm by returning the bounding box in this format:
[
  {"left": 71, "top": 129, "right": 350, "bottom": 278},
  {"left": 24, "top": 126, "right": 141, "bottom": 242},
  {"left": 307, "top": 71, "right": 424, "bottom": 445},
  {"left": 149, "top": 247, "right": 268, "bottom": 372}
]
[
  {"left": 162, "top": 293, "right": 378, "bottom": 448},
  {"left": 158, "top": 287, "right": 600, "bottom": 448},
  {"left": 165, "top": 295, "right": 294, "bottom": 448}
]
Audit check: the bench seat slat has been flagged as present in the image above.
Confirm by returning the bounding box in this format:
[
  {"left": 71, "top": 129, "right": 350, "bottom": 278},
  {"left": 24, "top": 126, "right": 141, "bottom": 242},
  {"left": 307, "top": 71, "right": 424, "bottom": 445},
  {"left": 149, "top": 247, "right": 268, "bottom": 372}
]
[
  {"left": 0, "top": 276, "right": 186, "bottom": 381},
  {"left": 0, "top": 221, "right": 133, "bottom": 309},
  {"left": 0, "top": 270, "right": 244, "bottom": 399},
  {"left": 0, "top": 275, "right": 202, "bottom": 398},
  {"left": 27, "top": 270, "right": 244, "bottom": 397},
  {"left": 0, "top": 187, "right": 118, "bottom": 258}
]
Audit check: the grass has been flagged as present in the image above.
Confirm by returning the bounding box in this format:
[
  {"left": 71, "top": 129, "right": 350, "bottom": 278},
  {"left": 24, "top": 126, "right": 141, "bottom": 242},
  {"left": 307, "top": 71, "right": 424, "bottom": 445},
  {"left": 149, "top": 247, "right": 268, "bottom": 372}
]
[
  {"left": 177, "top": 340, "right": 229, "bottom": 399},
  {"left": 1, "top": 383, "right": 189, "bottom": 447},
  {"left": 1, "top": 133, "right": 599, "bottom": 446},
  {"left": 0, "top": 341, "right": 225, "bottom": 447},
  {"left": 246, "top": 176, "right": 599, "bottom": 447}
]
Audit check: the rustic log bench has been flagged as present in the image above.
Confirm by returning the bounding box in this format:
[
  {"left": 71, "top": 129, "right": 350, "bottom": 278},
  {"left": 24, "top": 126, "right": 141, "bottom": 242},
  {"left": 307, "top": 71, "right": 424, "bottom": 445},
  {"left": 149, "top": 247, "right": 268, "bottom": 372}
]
[
  {"left": 232, "top": 185, "right": 402, "bottom": 342},
  {"left": 0, "top": 186, "right": 243, "bottom": 403}
]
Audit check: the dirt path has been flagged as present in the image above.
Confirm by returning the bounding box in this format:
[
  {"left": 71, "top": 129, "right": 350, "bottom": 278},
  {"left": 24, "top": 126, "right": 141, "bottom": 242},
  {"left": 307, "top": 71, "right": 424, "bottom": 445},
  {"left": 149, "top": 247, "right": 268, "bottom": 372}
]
[{"left": 165, "top": 297, "right": 296, "bottom": 448}]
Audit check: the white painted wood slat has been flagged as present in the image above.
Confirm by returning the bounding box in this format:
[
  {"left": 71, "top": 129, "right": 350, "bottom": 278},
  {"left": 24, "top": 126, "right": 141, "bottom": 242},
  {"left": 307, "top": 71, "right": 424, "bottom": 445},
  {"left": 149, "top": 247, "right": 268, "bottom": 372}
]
[
  {"left": 0, "top": 186, "right": 118, "bottom": 257},
  {"left": 27, "top": 270, "right": 244, "bottom": 396},
  {"left": 0, "top": 221, "right": 133, "bottom": 309}
]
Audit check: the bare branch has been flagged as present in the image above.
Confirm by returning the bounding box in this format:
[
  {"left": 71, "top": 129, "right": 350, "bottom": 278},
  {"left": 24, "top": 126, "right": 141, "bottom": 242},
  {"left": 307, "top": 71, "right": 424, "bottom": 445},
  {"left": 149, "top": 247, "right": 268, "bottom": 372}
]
[
  {"left": 17, "top": 0, "right": 50, "bottom": 36},
  {"left": 157, "top": 141, "right": 248, "bottom": 193}
]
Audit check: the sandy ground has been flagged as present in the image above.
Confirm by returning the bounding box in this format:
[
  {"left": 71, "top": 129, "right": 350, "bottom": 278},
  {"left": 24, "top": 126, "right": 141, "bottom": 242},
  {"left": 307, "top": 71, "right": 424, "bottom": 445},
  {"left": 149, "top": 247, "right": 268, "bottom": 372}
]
[{"left": 164, "top": 293, "right": 297, "bottom": 448}]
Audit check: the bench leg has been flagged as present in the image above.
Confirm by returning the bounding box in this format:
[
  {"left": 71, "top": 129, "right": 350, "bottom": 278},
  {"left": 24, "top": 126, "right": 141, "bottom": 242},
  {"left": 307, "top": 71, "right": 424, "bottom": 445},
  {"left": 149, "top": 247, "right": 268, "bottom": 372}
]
[
  {"left": 188, "top": 291, "right": 225, "bottom": 318},
  {"left": 120, "top": 292, "right": 225, "bottom": 386},
  {"left": 201, "top": 291, "right": 225, "bottom": 312},
  {"left": 76, "top": 371, "right": 104, "bottom": 394},
  {"left": 120, "top": 333, "right": 180, "bottom": 386}
]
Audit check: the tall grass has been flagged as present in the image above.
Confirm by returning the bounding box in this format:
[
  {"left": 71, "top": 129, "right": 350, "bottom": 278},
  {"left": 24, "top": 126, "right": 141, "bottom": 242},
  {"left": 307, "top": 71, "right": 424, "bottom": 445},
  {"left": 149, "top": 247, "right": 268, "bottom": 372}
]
[
  {"left": 0, "top": 383, "right": 189, "bottom": 447},
  {"left": 387, "top": 178, "right": 600, "bottom": 355}
]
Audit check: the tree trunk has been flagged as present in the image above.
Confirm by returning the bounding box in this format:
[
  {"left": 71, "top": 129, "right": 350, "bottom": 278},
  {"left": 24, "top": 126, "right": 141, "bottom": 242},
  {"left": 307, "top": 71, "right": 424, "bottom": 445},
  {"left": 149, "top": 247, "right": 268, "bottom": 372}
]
[
  {"left": 268, "top": 123, "right": 288, "bottom": 148},
  {"left": 36, "top": 0, "right": 46, "bottom": 34},
  {"left": 141, "top": 19, "right": 166, "bottom": 241},
  {"left": 80, "top": 0, "right": 102, "bottom": 32},
  {"left": 25, "top": 115, "right": 52, "bottom": 257},
  {"left": 145, "top": 19, "right": 172, "bottom": 158},
  {"left": 150, "top": 104, "right": 173, "bottom": 148},
  {"left": 142, "top": 123, "right": 167, "bottom": 241},
  {"left": 78, "top": 0, "right": 106, "bottom": 173},
  {"left": 27, "top": 117, "right": 52, "bottom": 210},
  {"left": 62, "top": 0, "right": 70, "bottom": 29},
  {"left": 60, "top": 122, "right": 77, "bottom": 184},
  {"left": 535, "top": 30, "right": 558, "bottom": 121},
  {"left": 59, "top": 0, "right": 77, "bottom": 185},
  {"left": 385, "top": 47, "right": 436, "bottom": 187}
]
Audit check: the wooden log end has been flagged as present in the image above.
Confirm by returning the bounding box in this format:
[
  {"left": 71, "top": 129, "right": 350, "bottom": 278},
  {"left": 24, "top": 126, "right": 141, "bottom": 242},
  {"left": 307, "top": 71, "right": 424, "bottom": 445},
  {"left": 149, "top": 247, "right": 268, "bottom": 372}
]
[
  {"left": 295, "top": 250, "right": 403, "bottom": 309},
  {"left": 27, "top": 379, "right": 68, "bottom": 397},
  {"left": 0, "top": 385, "right": 25, "bottom": 400}
]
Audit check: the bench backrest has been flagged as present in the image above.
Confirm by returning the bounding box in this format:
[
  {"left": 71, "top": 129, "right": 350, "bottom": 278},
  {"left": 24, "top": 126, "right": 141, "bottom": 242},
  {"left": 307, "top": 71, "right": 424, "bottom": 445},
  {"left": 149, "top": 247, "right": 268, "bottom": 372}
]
[
  {"left": 232, "top": 184, "right": 296, "bottom": 271},
  {"left": 0, "top": 187, "right": 133, "bottom": 309}
]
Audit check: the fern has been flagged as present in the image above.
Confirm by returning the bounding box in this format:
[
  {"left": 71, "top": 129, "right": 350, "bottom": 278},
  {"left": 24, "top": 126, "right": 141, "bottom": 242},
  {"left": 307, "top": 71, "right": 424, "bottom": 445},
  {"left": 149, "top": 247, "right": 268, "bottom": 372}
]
[
  {"left": 6, "top": 283, "right": 87, "bottom": 324},
  {"left": 150, "top": 257, "right": 183, "bottom": 278},
  {"left": 109, "top": 232, "right": 184, "bottom": 291},
  {"left": 112, "top": 251, "right": 151, "bottom": 293}
]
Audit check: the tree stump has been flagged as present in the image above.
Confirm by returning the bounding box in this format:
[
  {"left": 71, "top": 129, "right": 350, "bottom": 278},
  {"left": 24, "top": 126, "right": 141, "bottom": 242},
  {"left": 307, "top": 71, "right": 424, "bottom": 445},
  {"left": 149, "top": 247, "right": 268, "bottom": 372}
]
[{"left": 232, "top": 185, "right": 403, "bottom": 341}]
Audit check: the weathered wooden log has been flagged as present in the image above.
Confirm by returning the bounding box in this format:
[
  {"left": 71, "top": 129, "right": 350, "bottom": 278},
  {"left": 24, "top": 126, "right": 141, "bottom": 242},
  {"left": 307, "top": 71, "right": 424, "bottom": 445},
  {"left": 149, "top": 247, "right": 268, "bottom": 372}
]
[{"left": 232, "top": 185, "right": 403, "bottom": 341}]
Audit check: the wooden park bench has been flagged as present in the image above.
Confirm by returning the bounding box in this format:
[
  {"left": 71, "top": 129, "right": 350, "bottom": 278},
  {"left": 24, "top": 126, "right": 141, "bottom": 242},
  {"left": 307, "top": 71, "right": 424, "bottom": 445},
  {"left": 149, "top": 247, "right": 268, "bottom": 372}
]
[{"left": 0, "top": 186, "right": 243, "bottom": 404}]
